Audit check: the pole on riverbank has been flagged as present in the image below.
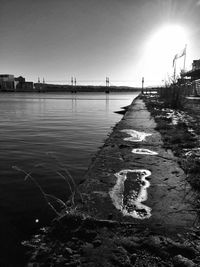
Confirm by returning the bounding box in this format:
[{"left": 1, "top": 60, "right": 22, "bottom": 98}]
[
  {"left": 183, "top": 44, "right": 187, "bottom": 71},
  {"left": 106, "top": 77, "right": 110, "bottom": 87},
  {"left": 142, "top": 77, "right": 144, "bottom": 94},
  {"left": 173, "top": 61, "right": 176, "bottom": 82}
]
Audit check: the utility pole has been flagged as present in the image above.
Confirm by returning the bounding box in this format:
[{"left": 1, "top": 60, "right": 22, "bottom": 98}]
[
  {"left": 74, "top": 77, "right": 76, "bottom": 86},
  {"left": 71, "top": 77, "right": 74, "bottom": 86},
  {"left": 142, "top": 77, "right": 144, "bottom": 94},
  {"left": 38, "top": 77, "right": 40, "bottom": 83},
  {"left": 43, "top": 77, "right": 45, "bottom": 84},
  {"left": 106, "top": 77, "right": 110, "bottom": 87},
  {"left": 183, "top": 44, "right": 187, "bottom": 72},
  {"left": 173, "top": 61, "right": 176, "bottom": 82}
]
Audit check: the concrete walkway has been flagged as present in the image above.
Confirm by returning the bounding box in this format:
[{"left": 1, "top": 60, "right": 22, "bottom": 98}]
[{"left": 79, "top": 96, "right": 196, "bottom": 234}]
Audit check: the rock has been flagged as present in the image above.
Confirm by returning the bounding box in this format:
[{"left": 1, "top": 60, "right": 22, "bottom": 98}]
[
  {"left": 130, "top": 253, "right": 137, "bottom": 264},
  {"left": 110, "top": 246, "right": 132, "bottom": 267},
  {"left": 55, "top": 255, "right": 68, "bottom": 266},
  {"left": 76, "top": 229, "right": 97, "bottom": 241},
  {"left": 66, "top": 241, "right": 77, "bottom": 250},
  {"left": 64, "top": 247, "right": 73, "bottom": 256},
  {"left": 193, "top": 257, "right": 200, "bottom": 264},
  {"left": 92, "top": 239, "right": 102, "bottom": 247},
  {"left": 107, "top": 213, "right": 113, "bottom": 220},
  {"left": 173, "top": 255, "right": 196, "bottom": 267},
  {"left": 131, "top": 236, "right": 144, "bottom": 243},
  {"left": 143, "top": 236, "right": 162, "bottom": 249},
  {"left": 142, "top": 235, "right": 197, "bottom": 260},
  {"left": 72, "top": 254, "right": 81, "bottom": 260},
  {"left": 64, "top": 261, "right": 80, "bottom": 267},
  {"left": 120, "top": 237, "right": 141, "bottom": 253},
  {"left": 81, "top": 242, "right": 94, "bottom": 255},
  {"left": 142, "top": 236, "right": 169, "bottom": 258},
  {"left": 27, "top": 263, "right": 39, "bottom": 267},
  {"left": 72, "top": 237, "right": 79, "bottom": 242},
  {"left": 166, "top": 238, "right": 197, "bottom": 258}
]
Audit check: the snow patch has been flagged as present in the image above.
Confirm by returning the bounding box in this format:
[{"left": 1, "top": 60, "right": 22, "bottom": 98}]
[
  {"left": 121, "top": 129, "right": 152, "bottom": 142},
  {"left": 132, "top": 148, "right": 158, "bottom": 155},
  {"left": 109, "top": 169, "right": 152, "bottom": 219}
]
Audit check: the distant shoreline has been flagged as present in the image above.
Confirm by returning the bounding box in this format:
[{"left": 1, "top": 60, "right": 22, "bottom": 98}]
[{"left": 0, "top": 85, "right": 142, "bottom": 93}]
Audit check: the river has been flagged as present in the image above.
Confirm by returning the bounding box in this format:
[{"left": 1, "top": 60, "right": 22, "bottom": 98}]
[{"left": 0, "top": 92, "right": 138, "bottom": 266}]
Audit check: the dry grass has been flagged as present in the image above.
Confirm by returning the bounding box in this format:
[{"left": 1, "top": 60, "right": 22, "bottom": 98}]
[
  {"left": 12, "top": 154, "right": 84, "bottom": 217},
  {"left": 144, "top": 94, "right": 200, "bottom": 215}
]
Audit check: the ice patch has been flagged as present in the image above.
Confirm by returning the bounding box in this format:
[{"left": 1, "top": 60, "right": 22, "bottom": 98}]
[
  {"left": 121, "top": 129, "right": 152, "bottom": 142},
  {"left": 132, "top": 148, "right": 158, "bottom": 155},
  {"left": 109, "top": 169, "right": 152, "bottom": 219},
  {"left": 184, "top": 148, "right": 200, "bottom": 157}
]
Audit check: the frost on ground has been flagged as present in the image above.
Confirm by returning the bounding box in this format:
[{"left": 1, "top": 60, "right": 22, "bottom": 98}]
[
  {"left": 121, "top": 129, "right": 152, "bottom": 142},
  {"left": 132, "top": 148, "right": 158, "bottom": 155},
  {"left": 109, "top": 169, "right": 152, "bottom": 219}
]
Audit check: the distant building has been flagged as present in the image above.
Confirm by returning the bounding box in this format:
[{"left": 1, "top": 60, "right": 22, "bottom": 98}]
[
  {"left": 15, "top": 76, "right": 25, "bottom": 83},
  {"left": 183, "top": 59, "right": 200, "bottom": 80},
  {"left": 14, "top": 76, "right": 34, "bottom": 91},
  {"left": 182, "top": 59, "right": 200, "bottom": 96},
  {"left": 192, "top": 59, "right": 200, "bottom": 71},
  {"left": 0, "top": 74, "right": 15, "bottom": 91},
  {"left": 0, "top": 74, "right": 14, "bottom": 81}
]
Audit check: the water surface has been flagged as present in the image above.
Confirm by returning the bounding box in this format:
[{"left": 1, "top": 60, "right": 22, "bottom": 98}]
[{"left": 0, "top": 92, "right": 138, "bottom": 265}]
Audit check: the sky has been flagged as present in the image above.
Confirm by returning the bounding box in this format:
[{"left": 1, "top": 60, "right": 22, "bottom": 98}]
[{"left": 1, "top": 0, "right": 200, "bottom": 86}]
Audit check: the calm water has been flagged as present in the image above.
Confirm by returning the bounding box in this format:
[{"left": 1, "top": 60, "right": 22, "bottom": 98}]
[{"left": 0, "top": 92, "right": 138, "bottom": 266}]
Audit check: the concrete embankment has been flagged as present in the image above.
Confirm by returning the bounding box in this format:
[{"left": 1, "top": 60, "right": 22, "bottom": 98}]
[
  {"left": 79, "top": 95, "right": 196, "bottom": 233},
  {"left": 26, "top": 95, "right": 200, "bottom": 267}
]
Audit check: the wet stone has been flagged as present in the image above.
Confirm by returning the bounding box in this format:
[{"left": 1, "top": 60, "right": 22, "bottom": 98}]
[
  {"left": 107, "top": 213, "right": 113, "bottom": 220},
  {"left": 130, "top": 253, "right": 137, "bottom": 265},
  {"left": 64, "top": 261, "right": 80, "bottom": 267},
  {"left": 64, "top": 247, "right": 73, "bottom": 256},
  {"left": 110, "top": 246, "right": 132, "bottom": 267},
  {"left": 81, "top": 242, "right": 94, "bottom": 255},
  {"left": 120, "top": 238, "right": 141, "bottom": 253},
  {"left": 92, "top": 239, "right": 102, "bottom": 248},
  {"left": 76, "top": 229, "right": 97, "bottom": 242},
  {"left": 173, "top": 255, "right": 196, "bottom": 267}
]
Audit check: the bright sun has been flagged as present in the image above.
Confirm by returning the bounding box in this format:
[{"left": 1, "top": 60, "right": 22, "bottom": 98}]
[
  {"left": 148, "top": 25, "right": 187, "bottom": 54},
  {"left": 142, "top": 24, "right": 188, "bottom": 85}
]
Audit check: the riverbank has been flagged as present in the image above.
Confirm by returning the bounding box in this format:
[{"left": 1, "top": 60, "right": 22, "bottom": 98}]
[
  {"left": 0, "top": 85, "right": 141, "bottom": 93},
  {"left": 25, "top": 95, "right": 200, "bottom": 266}
]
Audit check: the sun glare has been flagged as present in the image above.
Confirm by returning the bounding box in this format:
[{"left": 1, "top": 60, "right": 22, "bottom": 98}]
[
  {"left": 148, "top": 25, "right": 187, "bottom": 53},
  {"left": 141, "top": 24, "right": 188, "bottom": 85}
]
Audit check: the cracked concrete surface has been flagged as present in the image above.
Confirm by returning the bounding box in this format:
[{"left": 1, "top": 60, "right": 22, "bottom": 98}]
[{"left": 79, "top": 96, "right": 196, "bottom": 234}]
